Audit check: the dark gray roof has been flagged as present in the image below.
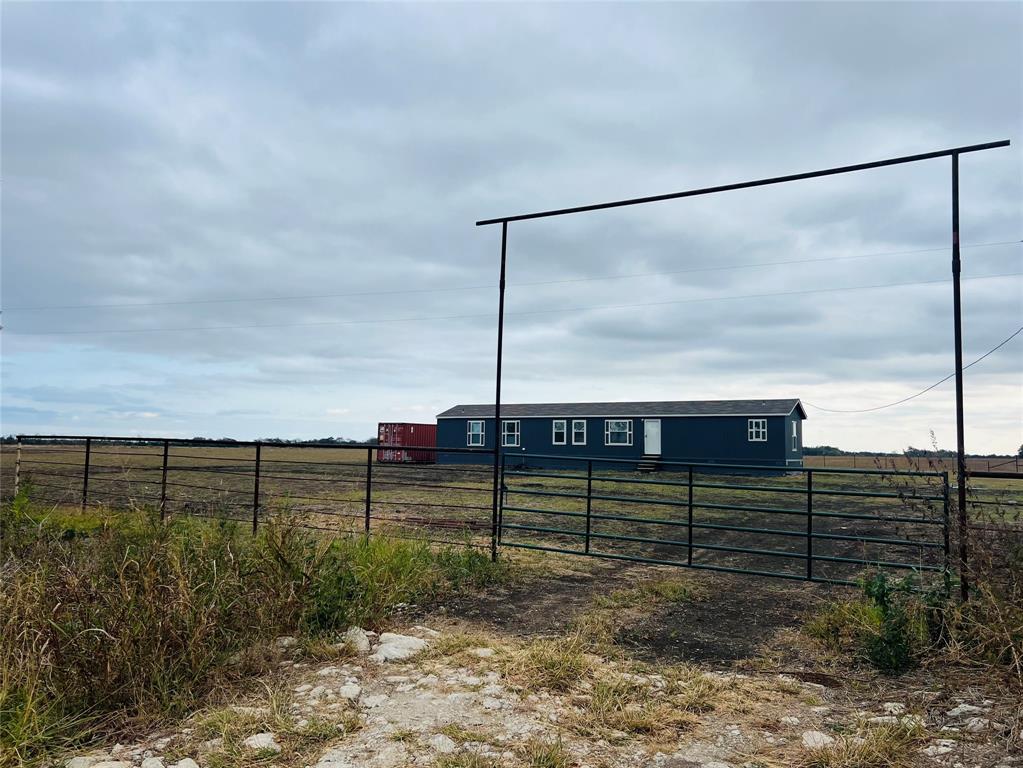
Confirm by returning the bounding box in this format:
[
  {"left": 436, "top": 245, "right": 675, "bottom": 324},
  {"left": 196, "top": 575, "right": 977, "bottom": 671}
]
[{"left": 438, "top": 399, "right": 806, "bottom": 419}]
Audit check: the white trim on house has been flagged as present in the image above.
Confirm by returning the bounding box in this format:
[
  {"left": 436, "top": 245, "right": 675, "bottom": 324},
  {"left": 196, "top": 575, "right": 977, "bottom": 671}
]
[
  {"left": 571, "top": 419, "right": 586, "bottom": 445},
  {"left": 748, "top": 418, "right": 767, "bottom": 442},
  {"left": 604, "top": 419, "right": 633, "bottom": 446},
  {"left": 440, "top": 409, "right": 802, "bottom": 419},
  {"left": 552, "top": 419, "right": 567, "bottom": 445},
  {"left": 467, "top": 420, "right": 485, "bottom": 447},
  {"left": 502, "top": 420, "right": 521, "bottom": 448}
]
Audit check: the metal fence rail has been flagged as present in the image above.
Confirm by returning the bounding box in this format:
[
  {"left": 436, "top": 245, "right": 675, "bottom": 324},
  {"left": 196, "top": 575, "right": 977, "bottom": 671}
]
[
  {"left": 8, "top": 435, "right": 495, "bottom": 547},
  {"left": 7, "top": 436, "right": 1020, "bottom": 593},
  {"left": 499, "top": 452, "right": 952, "bottom": 586}
]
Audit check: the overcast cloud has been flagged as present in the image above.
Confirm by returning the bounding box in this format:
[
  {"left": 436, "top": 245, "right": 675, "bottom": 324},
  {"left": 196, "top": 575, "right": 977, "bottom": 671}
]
[{"left": 2, "top": 2, "right": 1021, "bottom": 453}]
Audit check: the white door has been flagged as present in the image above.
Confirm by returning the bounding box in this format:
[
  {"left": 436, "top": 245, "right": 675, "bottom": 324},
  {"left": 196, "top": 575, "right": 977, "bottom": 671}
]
[{"left": 644, "top": 419, "right": 662, "bottom": 455}]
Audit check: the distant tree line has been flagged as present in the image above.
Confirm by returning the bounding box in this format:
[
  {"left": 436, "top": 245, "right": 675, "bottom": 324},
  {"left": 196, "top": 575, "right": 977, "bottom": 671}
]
[
  {"left": 1, "top": 434, "right": 377, "bottom": 446},
  {"left": 804, "top": 444, "right": 1020, "bottom": 459}
]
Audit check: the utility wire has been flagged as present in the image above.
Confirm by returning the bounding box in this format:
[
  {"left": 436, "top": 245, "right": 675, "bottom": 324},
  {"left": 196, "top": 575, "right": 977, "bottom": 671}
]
[
  {"left": 8, "top": 271, "right": 1021, "bottom": 337},
  {"left": 804, "top": 325, "right": 1023, "bottom": 414},
  {"left": 3, "top": 239, "right": 1019, "bottom": 312}
]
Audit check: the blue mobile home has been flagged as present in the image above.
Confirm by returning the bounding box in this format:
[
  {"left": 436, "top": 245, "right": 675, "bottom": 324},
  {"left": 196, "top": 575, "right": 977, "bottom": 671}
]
[{"left": 436, "top": 399, "right": 806, "bottom": 470}]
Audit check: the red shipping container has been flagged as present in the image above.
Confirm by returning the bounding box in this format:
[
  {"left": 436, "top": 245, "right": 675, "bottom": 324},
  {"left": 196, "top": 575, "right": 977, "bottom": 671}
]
[{"left": 376, "top": 422, "right": 437, "bottom": 463}]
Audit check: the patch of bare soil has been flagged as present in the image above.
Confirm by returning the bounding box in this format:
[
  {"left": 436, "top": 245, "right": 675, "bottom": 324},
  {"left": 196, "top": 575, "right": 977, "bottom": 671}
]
[{"left": 617, "top": 573, "right": 840, "bottom": 663}]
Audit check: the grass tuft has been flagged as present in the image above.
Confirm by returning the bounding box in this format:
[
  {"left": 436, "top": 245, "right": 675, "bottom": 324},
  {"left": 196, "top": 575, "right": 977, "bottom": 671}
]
[{"left": 0, "top": 496, "right": 503, "bottom": 764}]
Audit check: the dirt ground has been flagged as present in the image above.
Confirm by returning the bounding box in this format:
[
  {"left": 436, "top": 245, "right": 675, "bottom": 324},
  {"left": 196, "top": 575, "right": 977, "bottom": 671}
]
[{"left": 438, "top": 556, "right": 840, "bottom": 663}]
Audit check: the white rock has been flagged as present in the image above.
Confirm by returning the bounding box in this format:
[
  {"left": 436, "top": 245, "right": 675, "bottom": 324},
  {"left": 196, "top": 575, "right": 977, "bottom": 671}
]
[
  {"left": 66, "top": 758, "right": 112, "bottom": 768},
  {"left": 369, "top": 633, "right": 429, "bottom": 663},
  {"left": 337, "top": 683, "right": 362, "bottom": 700},
  {"left": 882, "top": 702, "right": 906, "bottom": 715},
  {"left": 316, "top": 750, "right": 356, "bottom": 767},
  {"left": 922, "top": 743, "right": 955, "bottom": 757},
  {"left": 946, "top": 703, "right": 986, "bottom": 717},
  {"left": 428, "top": 734, "right": 457, "bottom": 753},
  {"left": 413, "top": 625, "right": 441, "bottom": 638},
  {"left": 295, "top": 683, "right": 312, "bottom": 693},
  {"left": 141, "top": 760, "right": 165, "bottom": 768},
  {"left": 868, "top": 716, "right": 901, "bottom": 725},
  {"left": 482, "top": 696, "right": 504, "bottom": 710},
  {"left": 169, "top": 761, "right": 200, "bottom": 768},
  {"left": 802, "top": 731, "right": 835, "bottom": 749},
  {"left": 964, "top": 717, "right": 994, "bottom": 733},
  {"left": 90, "top": 763, "right": 131, "bottom": 768},
  {"left": 780, "top": 716, "right": 801, "bottom": 726},
  {"left": 318, "top": 666, "right": 341, "bottom": 676},
  {"left": 343, "top": 627, "right": 372, "bottom": 654},
  {"left": 276, "top": 635, "right": 298, "bottom": 649},
  {"left": 242, "top": 733, "right": 282, "bottom": 753},
  {"left": 470, "top": 647, "right": 495, "bottom": 658},
  {"left": 362, "top": 694, "right": 389, "bottom": 708}
]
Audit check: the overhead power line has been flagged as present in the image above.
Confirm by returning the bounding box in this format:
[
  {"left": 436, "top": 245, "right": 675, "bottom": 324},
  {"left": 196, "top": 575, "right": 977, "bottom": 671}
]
[
  {"left": 804, "top": 325, "right": 1023, "bottom": 414},
  {"left": 3, "top": 239, "right": 1019, "bottom": 312},
  {"left": 8, "top": 271, "right": 1021, "bottom": 337}
]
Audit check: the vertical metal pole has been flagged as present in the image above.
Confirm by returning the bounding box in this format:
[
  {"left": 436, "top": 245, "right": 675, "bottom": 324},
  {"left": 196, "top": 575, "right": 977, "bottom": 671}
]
[
  {"left": 14, "top": 437, "right": 22, "bottom": 497},
  {"left": 364, "top": 447, "right": 373, "bottom": 536},
  {"left": 806, "top": 470, "right": 814, "bottom": 580},
  {"left": 942, "top": 471, "right": 951, "bottom": 580},
  {"left": 584, "top": 460, "right": 593, "bottom": 554},
  {"left": 160, "top": 440, "right": 169, "bottom": 522},
  {"left": 490, "top": 221, "right": 508, "bottom": 563},
  {"left": 81, "top": 438, "right": 92, "bottom": 511},
  {"left": 687, "top": 465, "right": 694, "bottom": 566},
  {"left": 951, "top": 153, "right": 969, "bottom": 601},
  {"left": 252, "top": 442, "right": 262, "bottom": 534}
]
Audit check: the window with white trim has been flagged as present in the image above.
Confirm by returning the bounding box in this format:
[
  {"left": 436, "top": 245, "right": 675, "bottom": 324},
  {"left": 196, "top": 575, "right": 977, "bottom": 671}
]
[
  {"left": 572, "top": 419, "right": 587, "bottom": 445},
  {"left": 467, "top": 420, "right": 485, "bottom": 447},
  {"left": 604, "top": 419, "right": 633, "bottom": 446},
  {"left": 552, "top": 419, "right": 567, "bottom": 445},
  {"left": 748, "top": 419, "right": 767, "bottom": 442},
  {"left": 502, "top": 420, "right": 520, "bottom": 447},
  {"left": 792, "top": 421, "right": 798, "bottom": 451}
]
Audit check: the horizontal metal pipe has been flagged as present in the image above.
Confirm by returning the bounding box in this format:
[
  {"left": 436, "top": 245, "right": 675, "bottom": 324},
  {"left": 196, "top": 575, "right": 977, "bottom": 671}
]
[
  {"left": 476, "top": 140, "right": 1010, "bottom": 225},
  {"left": 17, "top": 435, "right": 495, "bottom": 454},
  {"left": 500, "top": 521, "right": 808, "bottom": 560},
  {"left": 498, "top": 540, "right": 858, "bottom": 586},
  {"left": 503, "top": 452, "right": 946, "bottom": 477}
]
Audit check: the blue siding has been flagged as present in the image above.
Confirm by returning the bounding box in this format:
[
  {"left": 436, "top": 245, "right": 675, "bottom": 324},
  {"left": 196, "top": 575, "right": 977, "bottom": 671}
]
[{"left": 437, "top": 412, "right": 802, "bottom": 469}]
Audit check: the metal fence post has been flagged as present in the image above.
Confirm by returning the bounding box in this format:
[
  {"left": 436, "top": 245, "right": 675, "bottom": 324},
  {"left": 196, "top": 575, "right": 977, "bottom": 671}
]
[
  {"left": 252, "top": 442, "right": 261, "bottom": 534},
  {"left": 81, "top": 438, "right": 92, "bottom": 511},
  {"left": 806, "top": 470, "right": 814, "bottom": 580},
  {"left": 160, "top": 440, "right": 169, "bottom": 522},
  {"left": 14, "top": 437, "right": 22, "bottom": 497},
  {"left": 942, "top": 471, "right": 951, "bottom": 580},
  {"left": 364, "top": 447, "right": 373, "bottom": 536},
  {"left": 687, "top": 465, "right": 694, "bottom": 566},
  {"left": 584, "top": 460, "right": 593, "bottom": 554}
]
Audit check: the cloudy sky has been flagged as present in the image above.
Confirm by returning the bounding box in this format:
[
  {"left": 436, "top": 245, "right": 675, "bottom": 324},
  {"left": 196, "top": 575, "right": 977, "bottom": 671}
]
[{"left": 2, "top": 2, "right": 1021, "bottom": 453}]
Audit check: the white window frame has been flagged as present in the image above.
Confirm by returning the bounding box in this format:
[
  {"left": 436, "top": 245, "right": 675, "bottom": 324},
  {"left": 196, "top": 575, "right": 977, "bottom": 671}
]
[
  {"left": 467, "top": 420, "right": 485, "bottom": 447},
  {"left": 792, "top": 421, "right": 798, "bottom": 451},
  {"left": 552, "top": 419, "right": 567, "bottom": 445},
  {"left": 748, "top": 418, "right": 767, "bottom": 442},
  {"left": 571, "top": 419, "right": 587, "bottom": 446},
  {"left": 604, "top": 419, "right": 633, "bottom": 446},
  {"left": 502, "top": 420, "right": 520, "bottom": 448}
]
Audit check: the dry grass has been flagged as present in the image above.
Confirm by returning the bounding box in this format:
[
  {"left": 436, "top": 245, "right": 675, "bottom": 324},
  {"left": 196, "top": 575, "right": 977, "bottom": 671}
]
[
  {"left": 0, "top": 497, "right": 505, "bottom": 765},
  {"left": 503, "top": 634, "right": 593, "bottom": 692},
  {"left": 795, "top": 720, "right": 926, "bottom": 768}
]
